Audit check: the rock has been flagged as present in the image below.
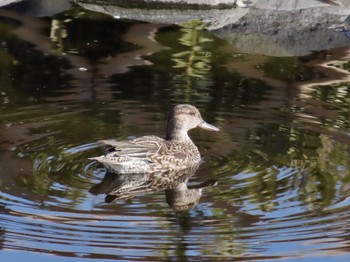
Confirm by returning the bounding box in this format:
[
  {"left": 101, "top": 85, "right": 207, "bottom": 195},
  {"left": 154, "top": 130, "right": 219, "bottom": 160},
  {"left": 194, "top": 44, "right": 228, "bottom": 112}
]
[{"left": 76, "top": 0, "right": 350, "bottom": 56}]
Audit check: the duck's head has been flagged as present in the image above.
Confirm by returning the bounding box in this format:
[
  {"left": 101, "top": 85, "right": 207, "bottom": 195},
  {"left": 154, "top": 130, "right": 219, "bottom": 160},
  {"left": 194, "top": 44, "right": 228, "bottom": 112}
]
[{"left": 166, "top": 104, "right": 219, "bottom": 140}]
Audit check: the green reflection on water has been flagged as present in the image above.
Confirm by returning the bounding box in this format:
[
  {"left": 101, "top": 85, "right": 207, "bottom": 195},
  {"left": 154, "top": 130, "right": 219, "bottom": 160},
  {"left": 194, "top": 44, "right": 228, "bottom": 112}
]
[
  {"left": 53, "top": 7, "right": 139, "bottom": 60},
  {"left": 0, "top": 18, "right": 71, "bottom": 105},
  {"left": 260, "top": 56, "right": 317, "bottom": 82}
]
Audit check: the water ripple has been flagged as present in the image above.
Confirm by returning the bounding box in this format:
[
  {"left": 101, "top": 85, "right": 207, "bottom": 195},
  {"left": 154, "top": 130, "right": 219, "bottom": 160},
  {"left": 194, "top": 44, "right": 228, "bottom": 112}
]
[{"left": 1, "top": 86, "right": 350, "bottom": 260}]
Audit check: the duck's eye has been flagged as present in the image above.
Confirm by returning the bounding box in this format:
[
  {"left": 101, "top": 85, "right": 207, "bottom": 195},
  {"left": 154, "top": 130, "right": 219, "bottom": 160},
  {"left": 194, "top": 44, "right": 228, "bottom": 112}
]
[{"left": 189, "top": 111, "right": 196, "bottom": 116}]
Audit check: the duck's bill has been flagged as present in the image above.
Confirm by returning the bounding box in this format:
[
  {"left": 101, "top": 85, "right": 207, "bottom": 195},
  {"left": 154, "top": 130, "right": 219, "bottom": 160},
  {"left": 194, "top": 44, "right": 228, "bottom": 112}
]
[{"left": 198, "top": 121, "right": 220, "bottom": 131}]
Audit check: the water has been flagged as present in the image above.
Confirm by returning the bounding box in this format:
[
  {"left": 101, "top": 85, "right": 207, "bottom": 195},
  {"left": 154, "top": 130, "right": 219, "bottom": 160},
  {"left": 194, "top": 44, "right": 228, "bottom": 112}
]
[{"left": 1, "top": 1, "right": 350, "bottom": 261}]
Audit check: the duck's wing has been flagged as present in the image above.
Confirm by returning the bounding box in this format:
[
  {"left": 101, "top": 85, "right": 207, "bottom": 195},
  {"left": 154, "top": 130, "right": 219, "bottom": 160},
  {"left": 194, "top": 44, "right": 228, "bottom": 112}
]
[{"left": 99, "top": 135, "right": 166, "bottom": 160}]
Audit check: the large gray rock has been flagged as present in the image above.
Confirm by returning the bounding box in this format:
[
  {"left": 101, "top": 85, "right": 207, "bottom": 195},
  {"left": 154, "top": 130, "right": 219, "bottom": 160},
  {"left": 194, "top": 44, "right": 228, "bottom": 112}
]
[{"left": 76, "top": 0, "right": 350, "bottom": 56}]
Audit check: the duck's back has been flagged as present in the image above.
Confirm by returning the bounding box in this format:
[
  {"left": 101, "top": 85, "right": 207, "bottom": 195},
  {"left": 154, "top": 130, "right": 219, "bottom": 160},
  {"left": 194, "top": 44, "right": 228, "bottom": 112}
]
[
  {"left": 101, "top": 135, "right": 165, "bottom": 158},
  {"left": 92, "top": 135, "right": 201, "bottom": 174}
]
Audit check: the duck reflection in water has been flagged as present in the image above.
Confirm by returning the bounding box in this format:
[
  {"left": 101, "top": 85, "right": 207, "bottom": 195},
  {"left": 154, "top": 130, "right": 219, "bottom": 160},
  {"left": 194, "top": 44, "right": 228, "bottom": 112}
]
[{"left": 89, "top": 163, "right": 217, "bottom": 211}]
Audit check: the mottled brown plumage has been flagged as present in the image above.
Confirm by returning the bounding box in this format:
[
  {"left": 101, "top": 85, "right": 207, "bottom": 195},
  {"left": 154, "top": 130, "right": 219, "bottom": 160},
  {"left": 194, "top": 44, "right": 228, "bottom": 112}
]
[{"left": 89, "top": 104, "right": 219, "bottom": 174}]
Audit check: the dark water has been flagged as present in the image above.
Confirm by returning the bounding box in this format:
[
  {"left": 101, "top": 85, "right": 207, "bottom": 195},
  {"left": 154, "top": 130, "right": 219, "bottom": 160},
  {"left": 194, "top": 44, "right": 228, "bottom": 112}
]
[{"left": 1, "top": 2, "right": 350, "bottom": 262}]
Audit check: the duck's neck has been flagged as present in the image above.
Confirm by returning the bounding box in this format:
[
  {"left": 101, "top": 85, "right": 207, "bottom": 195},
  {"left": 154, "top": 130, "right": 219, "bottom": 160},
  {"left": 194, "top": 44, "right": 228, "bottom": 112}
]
[
  {"left": 166, "top": 119, "right": 192, "bottom": 144},
  {"left": 166, "top": 128, "right": 191, "bottom": 143}
]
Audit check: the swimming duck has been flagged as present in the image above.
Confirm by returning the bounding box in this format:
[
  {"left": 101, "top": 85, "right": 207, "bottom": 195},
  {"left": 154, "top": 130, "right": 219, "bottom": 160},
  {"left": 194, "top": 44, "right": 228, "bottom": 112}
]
[{"left": 90, "top": 104, "right": 219, "bottom": 174}]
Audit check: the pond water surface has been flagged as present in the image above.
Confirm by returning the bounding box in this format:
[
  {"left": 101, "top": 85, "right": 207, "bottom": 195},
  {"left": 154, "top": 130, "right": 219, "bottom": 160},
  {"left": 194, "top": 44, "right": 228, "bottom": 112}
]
[{"left": 1, "top": 2, "right": 350, "bottom": 262}]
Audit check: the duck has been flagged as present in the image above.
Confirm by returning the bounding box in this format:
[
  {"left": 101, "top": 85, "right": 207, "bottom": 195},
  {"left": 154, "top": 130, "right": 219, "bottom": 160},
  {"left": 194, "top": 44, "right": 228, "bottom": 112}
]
[{"left": 90, "top": 104, "right": 219, "bottom": 174}]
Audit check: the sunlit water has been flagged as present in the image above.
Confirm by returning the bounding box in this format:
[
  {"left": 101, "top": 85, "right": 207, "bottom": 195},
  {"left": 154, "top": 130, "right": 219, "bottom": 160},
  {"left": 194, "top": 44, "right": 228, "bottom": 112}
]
[{"left": 1, "top": 2, "right": 350, "bottom": 261}]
